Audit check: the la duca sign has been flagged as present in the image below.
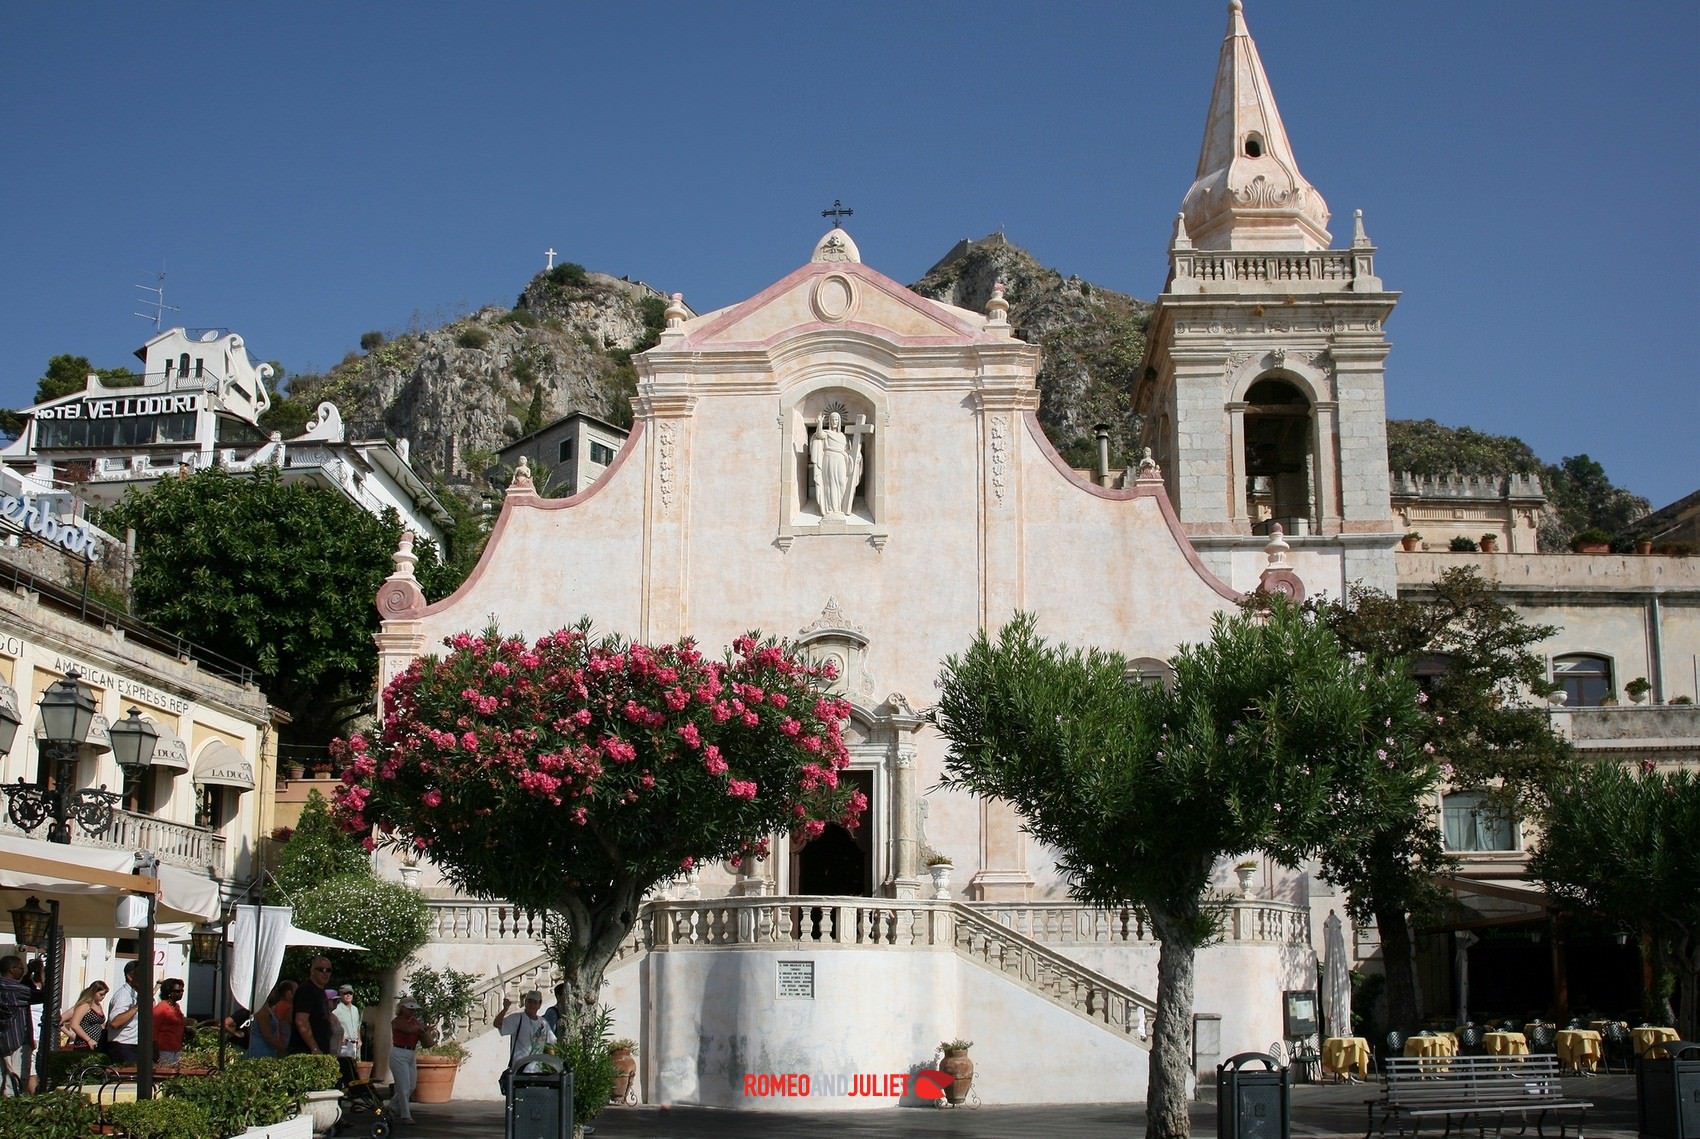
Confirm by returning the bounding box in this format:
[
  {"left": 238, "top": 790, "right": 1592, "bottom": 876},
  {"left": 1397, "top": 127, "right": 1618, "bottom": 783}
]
[{"left": 0, "top": 495, "right": 102, "bottom": 561}]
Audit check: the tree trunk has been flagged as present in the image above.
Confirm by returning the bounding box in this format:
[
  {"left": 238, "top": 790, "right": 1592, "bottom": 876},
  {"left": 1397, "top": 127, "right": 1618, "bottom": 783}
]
[
  {"left": 556, "top": 880, "right": 645, "bottom": 1027},
  {"left": 1146, "top": 909, "right": 1199, "bottom": 1139},
  {"left": 1376, "top": 902, "right": 1422, "bottom": 1033}
]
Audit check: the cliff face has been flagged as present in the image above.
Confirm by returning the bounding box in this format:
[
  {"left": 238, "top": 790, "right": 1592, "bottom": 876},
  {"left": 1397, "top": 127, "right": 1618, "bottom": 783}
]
[
  {"left": 273, "top": 267, "right": 666, "bottom": 484},
  {"left": 275, "top": 238, "right": 1149, "bottom": 493},
  {"left": 909, "top": 234, "right": 1150, "bottom": 469}
]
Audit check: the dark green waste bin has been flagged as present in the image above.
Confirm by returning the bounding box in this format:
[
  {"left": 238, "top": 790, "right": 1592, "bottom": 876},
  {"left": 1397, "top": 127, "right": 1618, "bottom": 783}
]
[
  {"left": 1218, "top": 1051, "right": 1291, "bottom": 1139},
  {"left": 1638, "top": 1040, "right": 1700, "bottom": 1139},
  {"left": 505, "top": 1053, "right": 574, "bottom": 1139}
]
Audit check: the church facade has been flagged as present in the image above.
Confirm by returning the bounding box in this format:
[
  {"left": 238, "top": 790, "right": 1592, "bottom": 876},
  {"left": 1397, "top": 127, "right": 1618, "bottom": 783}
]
[{"left": 374, "top": 2, "right": 1387, "bottom": 1106}]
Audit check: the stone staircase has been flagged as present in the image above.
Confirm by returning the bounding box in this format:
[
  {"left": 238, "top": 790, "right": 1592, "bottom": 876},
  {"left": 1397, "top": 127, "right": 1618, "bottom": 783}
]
[{"left": 432, "top": 897, "right": 1158, "bottom": 1048}]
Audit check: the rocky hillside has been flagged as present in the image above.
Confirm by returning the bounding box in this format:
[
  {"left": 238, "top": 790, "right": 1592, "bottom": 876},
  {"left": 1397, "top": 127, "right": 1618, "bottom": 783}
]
[
  {"left": 269, "top": 264, "right": 667, "bottom": 484},
  {"left": 908, "top": 234, "right": 1150, "bottom": 469},
  {"left": 272, "top": 238, "right": 1150, "bottom": 495}
]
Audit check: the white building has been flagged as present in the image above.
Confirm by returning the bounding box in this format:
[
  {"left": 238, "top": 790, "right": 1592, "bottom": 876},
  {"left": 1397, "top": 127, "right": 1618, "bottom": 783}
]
[{"left": 2, "top": 326, "right": 453, "bottom": 547}]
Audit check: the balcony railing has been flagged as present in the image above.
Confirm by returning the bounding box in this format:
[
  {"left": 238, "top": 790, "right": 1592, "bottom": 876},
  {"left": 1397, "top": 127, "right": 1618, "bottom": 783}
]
[{"left": 0, "top": 805, "right": 225, "bottom": 876}]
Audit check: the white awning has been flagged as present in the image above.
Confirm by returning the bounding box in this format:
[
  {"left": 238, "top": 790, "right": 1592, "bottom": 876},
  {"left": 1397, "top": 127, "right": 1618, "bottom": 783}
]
[
  {"left": 192, "top": 742, "right": 253, "bottom": 790},
  {"left": 0, "top": 833, "right": 221, "bottom": 937},
  {"left": 147, "top": 722, "right": 189, "bottom": 772}
]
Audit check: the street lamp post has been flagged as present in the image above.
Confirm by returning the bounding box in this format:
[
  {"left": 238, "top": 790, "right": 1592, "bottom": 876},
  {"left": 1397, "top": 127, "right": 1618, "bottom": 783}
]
[
  {"left": 10, "top": 895, "right": 59, "bottom": 1093},
  {"left": 189, "top": 918, "right": 229, "bottom": 1068},
  {"left": 0, "top": 676, "right": 160, "bottom": 1093}
]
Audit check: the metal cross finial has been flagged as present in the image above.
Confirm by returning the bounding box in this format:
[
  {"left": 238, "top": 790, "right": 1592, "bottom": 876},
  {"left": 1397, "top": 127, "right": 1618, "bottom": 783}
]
[
  {"left": 821, "top": 200, "right": 854, "bottom": 229},
  {"left": 544, "top": 248, "right": 557, "bottom": 270}
]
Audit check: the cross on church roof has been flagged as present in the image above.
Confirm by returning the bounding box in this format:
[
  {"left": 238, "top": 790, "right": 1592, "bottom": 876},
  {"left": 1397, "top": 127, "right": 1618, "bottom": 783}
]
[{"left": 820, "top": 199, "right": 854, "bottom": 228}]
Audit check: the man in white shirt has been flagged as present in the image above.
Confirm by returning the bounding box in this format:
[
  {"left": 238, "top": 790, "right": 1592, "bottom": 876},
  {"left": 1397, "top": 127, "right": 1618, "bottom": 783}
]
[
  {"left": 494, "top": 989, "right": 556, "bottom": 1075},
  {"left": 105, "top": 961, "right": 142, "bottom": 1065}
]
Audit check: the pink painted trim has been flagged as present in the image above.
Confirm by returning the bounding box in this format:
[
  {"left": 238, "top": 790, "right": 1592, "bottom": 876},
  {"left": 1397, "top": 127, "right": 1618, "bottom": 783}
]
[
  {"left": 684, "top": 261, "right": 987, "bottom": 348},
  {"left": 410, "top": 421, "right": 647, "bottom": 620},
  {"left": 1022, "top": 412, "right": 1242, "bottom": 602}
]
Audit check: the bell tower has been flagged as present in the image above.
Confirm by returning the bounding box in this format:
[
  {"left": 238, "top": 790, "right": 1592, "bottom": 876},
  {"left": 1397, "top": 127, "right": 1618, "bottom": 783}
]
[{"left": 1136, "top": 0, "right": 1400, "bottom": 592}]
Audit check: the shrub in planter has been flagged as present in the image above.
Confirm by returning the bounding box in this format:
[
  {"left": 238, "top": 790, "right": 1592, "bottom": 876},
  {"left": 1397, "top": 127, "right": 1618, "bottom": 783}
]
[
  {"left": 163, "top": 1061, "right": 296, "bottom": 1138},
  {"left": 1448, "top": 536, "right": 1478, "bottom": 552},
  {"left": 46, "top": 1047, "right": 110, "bottom": 1087},
  {"left": 107, "top": 1097, "right": 215, "bottom": 1139},
  {"left": 275, "top": 1052, "right": 342, "bottom": 1098},
  {"left": 406, "top": 965, "right": 483, "bottom": 1047},
  {"left": 0, "top": 1088, "right": 99, "bottom": 1139},
  {"left": 545, "top": 1005, "right": 616, "bottom": 1124}
]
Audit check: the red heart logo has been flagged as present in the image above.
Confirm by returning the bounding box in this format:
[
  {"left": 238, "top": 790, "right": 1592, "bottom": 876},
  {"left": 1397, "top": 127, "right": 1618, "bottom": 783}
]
[{"left": 913, "top": 1068, "right": 954, "bottom": 1099}]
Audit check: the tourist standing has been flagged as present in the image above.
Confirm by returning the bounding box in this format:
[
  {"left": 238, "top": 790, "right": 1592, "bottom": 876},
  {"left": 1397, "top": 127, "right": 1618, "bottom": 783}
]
[
  {"left": 333, "top": 984, "right": 362, "bottom": 1083},
  {"left": 152, "top": 979, "right": 187, "bottom": 1066},
  {"left": 104, "top": 961, "right": 143, "bottom": 1064},
  {"left": 249, "top": 981, "right": 296, "bottom": 1058},
  {"left": 0, "top": 955, "right": 43, "bottom": 1095},
  {"left": 61, "top": 981, "right": 108, "bottom": 1050},
  {"left": 389, "top": 996, "right": 436, "bottom": 1124},
  {"left": 289, "top": 958, "right": 335, "bottom": 1056}
]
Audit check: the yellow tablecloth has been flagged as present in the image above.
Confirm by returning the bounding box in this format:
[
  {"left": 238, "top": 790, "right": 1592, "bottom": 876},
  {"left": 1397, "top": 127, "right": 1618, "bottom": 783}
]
[
  {"left": 1484, "top": 1031, "right": 1529, "bottom": 1056},
  {"left": 1405, "top": 1035, "right": 1458, "bottom": 1058},
  {"left": 1633, "top": 1026, "right": 1680, "bottom": 1057},
  {"left": 1555, "top": 1029, "right": 1601, "bottom": 1071},
  {"left": 1322, "top": 1036, "right": 1370, "bottom": 1078}
]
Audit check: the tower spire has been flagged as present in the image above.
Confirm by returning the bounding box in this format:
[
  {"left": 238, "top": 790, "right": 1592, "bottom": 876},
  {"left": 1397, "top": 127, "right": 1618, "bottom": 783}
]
[{"left": 1179, "top": 0, "right": 1331, "bottom": 251}]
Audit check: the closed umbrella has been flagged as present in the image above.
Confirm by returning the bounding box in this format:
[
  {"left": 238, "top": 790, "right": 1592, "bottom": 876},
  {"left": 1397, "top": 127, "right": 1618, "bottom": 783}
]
[{"left": 1323, "top": 909, "right": 1353, "bottom": 1039}]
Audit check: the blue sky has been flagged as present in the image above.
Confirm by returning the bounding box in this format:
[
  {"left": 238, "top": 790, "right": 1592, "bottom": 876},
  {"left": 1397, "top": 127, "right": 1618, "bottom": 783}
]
[{"left": 3, "top": 2, "right": 1694, "bottom": 507}]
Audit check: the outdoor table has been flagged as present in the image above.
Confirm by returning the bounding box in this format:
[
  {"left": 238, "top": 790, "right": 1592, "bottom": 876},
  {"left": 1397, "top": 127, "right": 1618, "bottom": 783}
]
[
  {"left": 1554, "top": 1029, "right": 1601, "bottom": 1072},
  {"left": 1484, "top": 1031, "right": 1529, "bottom": 1056},
  {"left": 1405, "top": 1033, "right": 1457, "bottom": 1074},
  {"left": 1322, "top": 1036, "right": 1370, "bottom": 1079},
  {"left": 1632, "top": 1025, "right": 1680, "bottom": 1057}
]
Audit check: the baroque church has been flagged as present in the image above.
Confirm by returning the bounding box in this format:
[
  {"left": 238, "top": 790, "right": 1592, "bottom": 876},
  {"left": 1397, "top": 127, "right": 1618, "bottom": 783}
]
[{"left": 370, "top": 0, "right": 1697, "bottom": 1108}]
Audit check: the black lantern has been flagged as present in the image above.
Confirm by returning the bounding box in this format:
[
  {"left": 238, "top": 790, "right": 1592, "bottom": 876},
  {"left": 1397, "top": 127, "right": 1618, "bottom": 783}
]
[
  {"left": 189, "top": 922, "right": 223, "bottom": 966},
  {"left": 0, "top": 686, "right": 21, "bottom": 758},
  {"left": 9, "top": 896, "right": 51, "bottom": 948},
  {"left": 36, "top": 671, "right": 97, "bottom": 749},
  {"left": 108, "top": 707, "right": 160, "bottom": 772}
]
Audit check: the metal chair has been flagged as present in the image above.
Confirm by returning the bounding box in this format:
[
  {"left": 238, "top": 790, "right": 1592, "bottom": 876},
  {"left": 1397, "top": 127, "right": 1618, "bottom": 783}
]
[
  {"left": 1528, "top": 1024, "right": 1557, "bottom": 1054},
  {"left": 1288, "top": 1035, "right": 1321, "bottom": 1083},
  {"left": 1456, "top": 1025, "right": 1485, "bottom": 1056},
  {"left": 1601, "top": 1021, "right": 1633, "bottom": 1073},
  {"left": 1381, "top": 1030, "right": 1409, "bottom": 1072}
]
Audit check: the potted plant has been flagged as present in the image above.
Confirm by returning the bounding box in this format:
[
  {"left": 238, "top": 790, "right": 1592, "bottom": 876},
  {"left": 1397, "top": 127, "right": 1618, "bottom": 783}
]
[
  {"left": 1235, "top": 859, "right": 1259, "bottom": 897},
  {"left": 1448, "top": 535, "right": 1478, "bottom": 552},
  {"left": 938, "top": 1038, "right": 974, "bottom": 1105},
  {"left": 274, "top": 1054, "right": 342, "bottom": 1137},
  {"left": 1478, "top": 532, "right": 1499, "bottom": 553},
  {"left": 0, "top": 1088, "right": 99, "bottom": 1139},
  {"left": 406, "top": 965, "right": 483, "bottom": 1103},
  {"left": 1571, "top": 527, "right": 1612, "bottom": 554},
  {"left": 107, "top": 1098, "right": 215, "bottom": 1139},
  {"left": 924, "top": 850, "right": 954, "bottom": 900},
  {"left": 1401, "top": 532, "right": 1422, "bottom": 552},
  {"left": 1625, "top": 677, "right": 1652, "bottom": 705},
  {"left": 608, "top": 1037, "right": 638, "bottom": 1103}
]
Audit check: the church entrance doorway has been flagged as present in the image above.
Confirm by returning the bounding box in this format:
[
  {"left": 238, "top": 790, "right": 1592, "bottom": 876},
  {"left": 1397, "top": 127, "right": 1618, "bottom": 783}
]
[{"left": 789, "top": 768, "right": 874, "bottom": 896}]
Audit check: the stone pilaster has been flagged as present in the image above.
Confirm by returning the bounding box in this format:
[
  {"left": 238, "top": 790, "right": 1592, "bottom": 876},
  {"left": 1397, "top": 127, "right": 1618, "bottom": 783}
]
[{"left": 969, "top": 797, "right": 1034, "bottom": 901}]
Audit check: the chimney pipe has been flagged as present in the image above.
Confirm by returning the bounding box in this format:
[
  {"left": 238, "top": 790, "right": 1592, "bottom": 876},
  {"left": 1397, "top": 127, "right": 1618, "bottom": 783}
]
[{"left": 1094, "top": 424, "right": 1112, "bottom": 487}]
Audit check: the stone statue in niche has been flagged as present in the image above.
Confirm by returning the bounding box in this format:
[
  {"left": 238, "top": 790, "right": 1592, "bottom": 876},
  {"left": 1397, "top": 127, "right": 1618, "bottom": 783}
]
[{"left": 810, "top": 410, "right": 871, "bottom": 518}]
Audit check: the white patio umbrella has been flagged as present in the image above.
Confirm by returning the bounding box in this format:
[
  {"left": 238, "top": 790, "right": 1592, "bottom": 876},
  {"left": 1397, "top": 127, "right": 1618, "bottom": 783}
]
[
  {"left": 1322, "top": 909, "right": 1353, "bottom": 1039},
  {"left": 228, "top": 904, "right": 367, "bottom": 1012}
]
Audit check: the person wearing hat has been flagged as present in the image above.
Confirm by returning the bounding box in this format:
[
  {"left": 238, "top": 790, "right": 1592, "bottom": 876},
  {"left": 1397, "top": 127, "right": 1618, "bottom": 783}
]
[
  {"left": 494, "top": 989, "right": 556, "bottom": 1091},
  {"left": 332, "top": 984, "right": 362, "bottom": 1085},
  {"left": 389, "top": 996, "right": 435, "bottom": 1124}
]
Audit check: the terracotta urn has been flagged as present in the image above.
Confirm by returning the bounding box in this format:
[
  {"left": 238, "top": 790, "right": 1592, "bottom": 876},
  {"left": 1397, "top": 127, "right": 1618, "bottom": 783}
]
[
  {"left": 412, "top": 1053, "right": 461, "bottom": 1103},
  {"left": 610, "top": 1046, "right": 637, "bottom": 1102},
  {"left": 940, "top": 1047, "right": 974, "bottom": 1105}
]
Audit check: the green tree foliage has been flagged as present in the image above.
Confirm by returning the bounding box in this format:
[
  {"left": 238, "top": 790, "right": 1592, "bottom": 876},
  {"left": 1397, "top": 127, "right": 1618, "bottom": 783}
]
[
  {"left": 332, "top": 624, "right": 862, "bottom": 1019},
  {"left": 274, "top": 791, "right": 370, "bottom": 898},
  {"left": 932, "top": 607, "right": 1436, "bottom": 1139},
  {"left": 32, "top": 354, "right": 141, "bottom": 403},
  {"left": 1386, "top": 420, "right": 1649, "bottom": 549},
  {"left": 288, "top": 874, "right": 430, "bottom": 975},
  {"left": 1309, "top": 567, "right": 1570, "bottom": 1030},
  {"left": 100, "top": 467, "right": 458, "bottom": 746},
  {"left": 360, "top": 331, "right": 386, "bottom": 352},
  {"left": 521, "top": 387, "right": 546, "bottom": 435},
  {"left": 1528, "top": 763, "right": 1700, "bottom": 1036}
]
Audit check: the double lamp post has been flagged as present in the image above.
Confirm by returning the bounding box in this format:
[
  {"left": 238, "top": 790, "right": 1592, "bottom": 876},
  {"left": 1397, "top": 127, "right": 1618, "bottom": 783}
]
[{"left": 0, "top": 670, "right": 163, "bottom": 1093}]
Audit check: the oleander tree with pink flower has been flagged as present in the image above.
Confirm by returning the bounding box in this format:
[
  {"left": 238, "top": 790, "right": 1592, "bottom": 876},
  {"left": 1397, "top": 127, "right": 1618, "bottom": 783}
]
[{"left": 331, "top": 620, "right": 864, "bottom": 1016}]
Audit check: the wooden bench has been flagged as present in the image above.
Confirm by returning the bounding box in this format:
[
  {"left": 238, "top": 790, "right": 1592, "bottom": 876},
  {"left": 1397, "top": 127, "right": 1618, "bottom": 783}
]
[{"left": 1366, "top": 1054, "right": 1593, "bottom": 1137}]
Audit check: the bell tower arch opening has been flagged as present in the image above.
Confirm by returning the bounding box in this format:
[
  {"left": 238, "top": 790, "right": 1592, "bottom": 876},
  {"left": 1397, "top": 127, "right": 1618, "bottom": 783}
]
[{"left": 1242, "top": 376, "right": 1314, "bottom": 534}]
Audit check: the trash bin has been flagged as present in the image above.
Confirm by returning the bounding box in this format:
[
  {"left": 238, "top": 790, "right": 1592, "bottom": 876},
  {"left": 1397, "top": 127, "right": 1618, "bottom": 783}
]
[
  {"left": 1637, "top": 1040, "right": 1700, "bottom": 1139},
  {"left": 1218, "top": 1051, "right": 1291, "bottom": 1139},
  {"left": 505, "top": 1053, "right": 574, "bottom": 1139}
]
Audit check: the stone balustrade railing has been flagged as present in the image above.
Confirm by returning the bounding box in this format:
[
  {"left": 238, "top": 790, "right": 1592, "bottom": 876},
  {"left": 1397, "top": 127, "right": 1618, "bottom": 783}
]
[
  {"left": 0, "top": 807, "right": 225, "bottom": 876},
  {"left": 1173, "top": 249, "right": 1362, "bottom": 287},
  {"left": 648, "top": 897, "right": 951, "bottom": 949}
]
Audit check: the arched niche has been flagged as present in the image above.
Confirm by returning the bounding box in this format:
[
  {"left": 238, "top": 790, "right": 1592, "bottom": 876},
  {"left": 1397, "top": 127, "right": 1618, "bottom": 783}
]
[{"left": 1241, "top": 374, "right": 1315, "bottom": 533}]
